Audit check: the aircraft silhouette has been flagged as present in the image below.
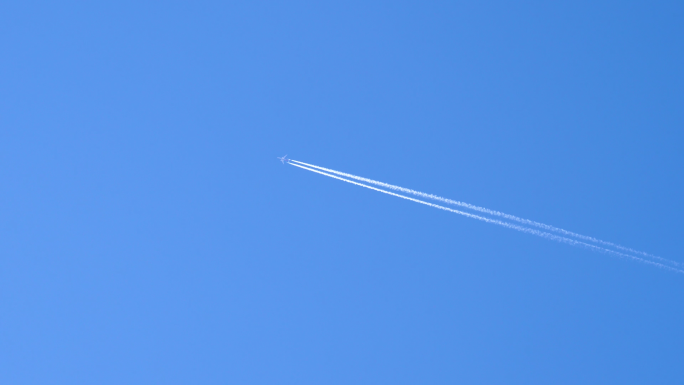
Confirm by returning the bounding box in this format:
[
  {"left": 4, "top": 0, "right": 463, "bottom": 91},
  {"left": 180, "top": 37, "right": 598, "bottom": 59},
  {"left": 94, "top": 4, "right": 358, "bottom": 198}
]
[{"left": 277, "top": 155, "right": 289, "bottom": 164}]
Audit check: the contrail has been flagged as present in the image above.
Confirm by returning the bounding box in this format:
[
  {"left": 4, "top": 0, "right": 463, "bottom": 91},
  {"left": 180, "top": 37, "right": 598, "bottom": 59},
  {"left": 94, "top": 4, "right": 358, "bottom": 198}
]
[
  {"left": 290, "top": 159, "right": 677, "bottom": 268},
  {"left": 288, "top": 161, "right": 683, "bottom": 274}
]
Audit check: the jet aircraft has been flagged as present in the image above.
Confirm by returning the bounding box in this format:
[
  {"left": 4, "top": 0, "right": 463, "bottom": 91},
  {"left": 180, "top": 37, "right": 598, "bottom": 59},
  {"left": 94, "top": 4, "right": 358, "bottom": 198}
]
[{"left": 277, "top": 155, "right": 290, "bottom": 164}]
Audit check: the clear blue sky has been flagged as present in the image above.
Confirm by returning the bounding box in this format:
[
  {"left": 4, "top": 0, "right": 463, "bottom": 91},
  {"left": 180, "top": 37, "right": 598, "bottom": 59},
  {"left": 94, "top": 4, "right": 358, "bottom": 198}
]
[{"left": 2, "top": 1, "right": 683, "bottom": 383}]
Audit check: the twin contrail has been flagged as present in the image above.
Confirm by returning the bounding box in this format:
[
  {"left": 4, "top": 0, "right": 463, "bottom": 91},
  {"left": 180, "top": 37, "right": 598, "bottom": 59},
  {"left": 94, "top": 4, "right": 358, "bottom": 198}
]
[{"left": 287, "top": 159, "right": 682, "bottom": 274}]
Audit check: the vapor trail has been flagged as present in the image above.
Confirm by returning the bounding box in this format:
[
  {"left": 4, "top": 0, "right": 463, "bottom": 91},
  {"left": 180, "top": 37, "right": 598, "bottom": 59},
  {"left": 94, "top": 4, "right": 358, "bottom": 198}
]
[
  {"left": 290, "top": 159, "right": 676, "bottom": 268},
  {"left": 288, "top": 161, "right": 683, "bottom": 274}
]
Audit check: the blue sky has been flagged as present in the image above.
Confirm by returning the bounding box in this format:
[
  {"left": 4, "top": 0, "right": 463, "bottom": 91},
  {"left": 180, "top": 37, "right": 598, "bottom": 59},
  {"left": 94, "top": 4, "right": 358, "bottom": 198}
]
[{"left": 2, "top": 1, "right": 683, "bottom": 383}]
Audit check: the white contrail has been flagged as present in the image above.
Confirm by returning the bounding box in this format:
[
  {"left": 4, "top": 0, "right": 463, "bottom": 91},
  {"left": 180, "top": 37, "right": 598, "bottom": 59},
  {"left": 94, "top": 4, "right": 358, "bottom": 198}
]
[
  {"left": 290, "top": 159, "right": 677, "bottom": 268},
  {"left": 288, "top": 161, "right": 683, "bottom": 274}
]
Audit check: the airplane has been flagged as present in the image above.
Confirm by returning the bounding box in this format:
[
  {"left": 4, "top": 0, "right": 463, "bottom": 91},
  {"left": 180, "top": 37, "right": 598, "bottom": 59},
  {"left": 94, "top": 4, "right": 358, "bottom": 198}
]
[{"left": 277, "top": 155, "right": 290, "bottom": 164}]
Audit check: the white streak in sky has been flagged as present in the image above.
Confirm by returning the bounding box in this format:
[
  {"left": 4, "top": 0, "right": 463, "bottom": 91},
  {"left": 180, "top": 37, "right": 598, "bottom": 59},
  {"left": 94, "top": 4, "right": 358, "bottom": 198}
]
[
  {"left": 290, "top": 159, "right": 678, "bottom": 268},
  {"left": 288, "top": 161, "right": 683, "bottom": 274}
]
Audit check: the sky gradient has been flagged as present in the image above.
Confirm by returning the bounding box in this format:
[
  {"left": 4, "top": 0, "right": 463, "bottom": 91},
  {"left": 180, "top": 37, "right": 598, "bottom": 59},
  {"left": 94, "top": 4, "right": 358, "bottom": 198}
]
[{"left": 2, "top": 1, "right": 684, "bottom": 383}]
